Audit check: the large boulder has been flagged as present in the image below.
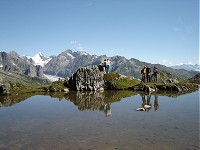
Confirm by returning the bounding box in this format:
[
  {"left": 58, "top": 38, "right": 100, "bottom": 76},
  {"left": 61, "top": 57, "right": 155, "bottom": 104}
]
[{"left": 66, "top": 66, "right": 104, "bottom": 91}]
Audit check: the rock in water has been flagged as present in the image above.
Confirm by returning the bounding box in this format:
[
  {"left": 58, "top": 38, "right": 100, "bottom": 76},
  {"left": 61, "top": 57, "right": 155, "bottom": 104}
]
[
  {"left": 144, "top": 105, "right": 151, "bottom": 109},
  {"left": 136, "top": 107, "right": 145, "bottom": 111}
]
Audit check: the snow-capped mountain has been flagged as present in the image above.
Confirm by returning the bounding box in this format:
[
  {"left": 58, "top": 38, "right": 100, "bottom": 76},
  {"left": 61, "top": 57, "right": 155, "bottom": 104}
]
[
  {"left": 0, "top": 50, "right": 198, "bottom": 81},
  {"left": 26, "top": 52, "right": 52, "bottom": 67},
  {"left": 170, "top": 64, "right": 200, "bottom": 72}
]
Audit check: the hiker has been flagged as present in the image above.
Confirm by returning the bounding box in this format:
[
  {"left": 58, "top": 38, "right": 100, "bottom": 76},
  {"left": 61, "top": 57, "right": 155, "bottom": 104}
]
[
  {"left": 100, "top": 59, "right": 106, "bottom": 73},
  {"left": 141, "top": 66, "right": 147, "bottom": 82},
  {"left": 153, "top": 66, "right": 158, "bottom": 82},
  {"left": 146, "top": 65, "right": 151, "bottom": 82},
  {"left": 106, "top": 59, "right": 111, "bottom": 73}
]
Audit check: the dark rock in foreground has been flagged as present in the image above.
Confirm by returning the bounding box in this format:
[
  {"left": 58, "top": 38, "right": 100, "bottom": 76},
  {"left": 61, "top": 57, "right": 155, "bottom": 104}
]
[{"left": 66, "top": 66, "right": 104, "bottom": 91}]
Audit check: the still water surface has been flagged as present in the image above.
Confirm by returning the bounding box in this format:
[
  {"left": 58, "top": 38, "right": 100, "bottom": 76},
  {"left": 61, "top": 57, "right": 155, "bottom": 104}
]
[{"left": 0, "top": 90, "right": 199, "bottom": 150}]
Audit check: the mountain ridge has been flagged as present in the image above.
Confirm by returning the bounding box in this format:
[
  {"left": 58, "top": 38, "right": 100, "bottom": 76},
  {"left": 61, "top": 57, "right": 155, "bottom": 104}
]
[
  {"left": 0, "top": 50, "right": 198, "bottom": 80},
  {"left": 42, "top": 49, "right": 198, "bottom": 79},
  {"left": 169, "top": 64, "right": 200, "bottom": 72}
]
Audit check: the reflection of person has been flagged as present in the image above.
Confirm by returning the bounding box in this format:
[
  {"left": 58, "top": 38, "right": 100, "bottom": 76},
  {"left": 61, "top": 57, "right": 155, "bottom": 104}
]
[
  {"left": 140, "top": 93, "right": 152, "bottom": 112},
  {"left": 146, "top": 93, "right": 152, "bottom": 112},
  {"left": 141, "top": 94, "right": 146, "bottom": 107},
  {"left": 154, "top": 95, "right": 159, "bottom": 111},
  {"left": 104, "top": 103, "right": 112, "bottom": 117}
]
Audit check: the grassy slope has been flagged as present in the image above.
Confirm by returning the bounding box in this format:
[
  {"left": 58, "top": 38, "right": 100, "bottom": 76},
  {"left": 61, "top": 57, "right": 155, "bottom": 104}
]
[{"left": 0, "top": 70, "right": 50, "bottom": 86}]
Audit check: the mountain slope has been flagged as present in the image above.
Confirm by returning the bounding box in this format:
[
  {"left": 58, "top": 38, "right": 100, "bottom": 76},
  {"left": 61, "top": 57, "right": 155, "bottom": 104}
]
[
  {"left": 188, "top": 73, "right": 200, "bottom": 84},
  {"left": 0, "top": 70, "right": 50, "bottom": 86},
  {"left": 0, "top": 51, "right": 45, "bottom": 78},
  {"left": 170, "top": 64, "right": 200, "bottom": 72},
  {"left": 43, "top": 50, "right": 198, "bottom": 79}
]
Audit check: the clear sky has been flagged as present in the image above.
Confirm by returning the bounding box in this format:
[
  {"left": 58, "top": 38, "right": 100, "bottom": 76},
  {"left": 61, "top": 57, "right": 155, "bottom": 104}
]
[{"left": 0, "top": 0, "right": 199, "bottom": 66}]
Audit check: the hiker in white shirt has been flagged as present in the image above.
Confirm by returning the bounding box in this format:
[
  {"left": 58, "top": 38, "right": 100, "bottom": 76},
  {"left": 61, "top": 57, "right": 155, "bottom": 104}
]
[{"left": 106, "top": 59, "right": 111, "bottom": 73}]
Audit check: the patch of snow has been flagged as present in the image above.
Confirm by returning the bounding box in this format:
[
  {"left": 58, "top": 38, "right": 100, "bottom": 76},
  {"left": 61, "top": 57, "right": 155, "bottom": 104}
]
[
  {"left": 44, "top": 74, "right": 65, "bottom": 82},
  {"left": 67, "top": 52, "right": 75, "bottom": 59},
  {"left": 25, "top": 52, "right": 52, "bottom": 67}
]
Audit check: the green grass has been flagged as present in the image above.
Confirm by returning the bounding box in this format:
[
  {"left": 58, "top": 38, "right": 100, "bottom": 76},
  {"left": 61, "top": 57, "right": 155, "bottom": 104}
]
[
  {"left": 1, "top": 80, "right": 68, "bottom": 95},
  {"left": 104, "top": 73, "right": 141, "bottom": 90},
  {"left": 115, "top": 78, "right": 141, "bottom": 89}
]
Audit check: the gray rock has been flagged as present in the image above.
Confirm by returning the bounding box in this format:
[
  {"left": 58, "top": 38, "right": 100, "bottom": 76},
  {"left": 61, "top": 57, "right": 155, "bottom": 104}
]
[
  {"left": 25, "top": 65, "right": 44, "bottom": 78},
  {"left": 67, "top": 66, "right": 104, "bottom": 91},
  {"left": 142, "top": 84, "right": 156, "bottom": 92}
]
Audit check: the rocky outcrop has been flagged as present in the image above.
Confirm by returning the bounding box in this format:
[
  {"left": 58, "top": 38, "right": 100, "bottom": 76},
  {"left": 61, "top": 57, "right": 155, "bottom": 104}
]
[
  {"left": 135, "top": 82, "right": 198, "bottom": 93},
  {"left": 141, "top": 84, "right": 157, "bottom": 92},
  {"left": 66, "top": 66, "right": 104, "bottom": 91},
  {"left": 25, "top": 65, "right": 44, "bottom": 78}
]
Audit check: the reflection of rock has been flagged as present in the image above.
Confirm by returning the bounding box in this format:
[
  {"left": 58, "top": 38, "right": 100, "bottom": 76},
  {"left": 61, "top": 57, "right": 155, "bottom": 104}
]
[
  {"left": 64, "top": 90, "right": 137, "bottom": 111},
  {"left": 156, "top": 84, "right": 191, "bottom": 92},
  {"left": 67, "top": 91, "right": 105, "bottom": 111},
  {"left": 66, "top": 66, "right": 104, "bottom": 91},
  {"left": 136, "top": 107, "right": 145, "bottom": 111}
]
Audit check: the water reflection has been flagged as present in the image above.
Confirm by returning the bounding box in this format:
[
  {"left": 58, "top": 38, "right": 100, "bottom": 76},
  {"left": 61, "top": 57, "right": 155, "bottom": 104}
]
[
  {"left": 0, "top": 93, "right": 35, "bottom": 107},
  {"left": 0, "top": 90, "right": 198, "bottom": 150},
  {"left": 140, "top": 93, "right": 159, "bottom": 111},
  {"left": 0, "top": 89, "right": 197, "bottom": 114},
  {"left": 64, "top": 90, "right": 136, "bottom": 117}
]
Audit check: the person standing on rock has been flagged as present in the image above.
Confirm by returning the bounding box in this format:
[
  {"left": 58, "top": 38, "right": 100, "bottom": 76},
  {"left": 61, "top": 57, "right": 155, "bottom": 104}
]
[
  {"left": 141, "top": 66, "right": 147, "bottom": 82},
  {"left": 103, "top": 59, "right": 107, "bottom": 71},
  {"left": 146, "top": 65, "right": 151, "bottom": 82},
  {"left": 106, "top": 59, "right": 111, "bottom": 73},
  {"left": 153, "top": 66, "right": 158, "bottom": 82}
]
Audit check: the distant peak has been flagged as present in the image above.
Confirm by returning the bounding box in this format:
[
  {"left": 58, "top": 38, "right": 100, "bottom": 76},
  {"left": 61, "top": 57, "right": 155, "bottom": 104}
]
[
  {"left": 38, "top": 52, "right": 43, "bottom": 56},
  {"left": 77, "top": 50, "right": 89, "bottom": 55},
  {"left": 35, "top": 52, "right": 44, "bottom": 57},
  {"left": 25, "top": 52, "right": 51, "bottom": 67}
]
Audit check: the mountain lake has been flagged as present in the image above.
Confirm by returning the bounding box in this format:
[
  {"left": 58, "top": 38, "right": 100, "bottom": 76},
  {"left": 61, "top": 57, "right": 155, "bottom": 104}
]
[{"left": 0, "top": 90, "right": 199, "bottom": 150}]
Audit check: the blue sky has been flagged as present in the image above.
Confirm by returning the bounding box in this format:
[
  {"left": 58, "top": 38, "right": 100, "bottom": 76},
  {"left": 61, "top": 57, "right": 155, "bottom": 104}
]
[{"left": 0, "top": 0, "right": 199, "bottom": 66}]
